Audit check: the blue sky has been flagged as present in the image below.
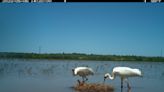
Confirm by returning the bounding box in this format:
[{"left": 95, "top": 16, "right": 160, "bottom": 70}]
[{"left": 0, "top": 3, "right": 164, "bottom": 57}]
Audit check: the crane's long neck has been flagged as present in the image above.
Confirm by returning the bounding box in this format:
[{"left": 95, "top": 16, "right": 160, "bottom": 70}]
[{"left": 108, "top": 73, "right": 115, "bottom": 80}]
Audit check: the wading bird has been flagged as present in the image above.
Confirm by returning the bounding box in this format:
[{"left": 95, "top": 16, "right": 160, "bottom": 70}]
[
  {"left": 104, "top": 66, "right": 142, "bottom": 89},
  {"left": 72, "top": 67, "right": 94, "bottom": 83}
]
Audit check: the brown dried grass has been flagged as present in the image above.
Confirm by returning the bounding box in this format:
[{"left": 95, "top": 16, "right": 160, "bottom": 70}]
[{"left": 73, "top": 80, "right": 114, "bottom": 92}]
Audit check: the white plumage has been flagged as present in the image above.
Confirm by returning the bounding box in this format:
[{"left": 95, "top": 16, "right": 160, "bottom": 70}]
[
  {"left": 104, "top": 66, "right": 142, "bottom": 89},
  {"left": 72, "top": 66, "right": 94, "bottom": 82}
]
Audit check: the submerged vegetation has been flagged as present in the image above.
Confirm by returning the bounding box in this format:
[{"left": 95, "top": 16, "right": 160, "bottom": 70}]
[{"left": 0, "top": 52, "right": 164, "bottom": 62}]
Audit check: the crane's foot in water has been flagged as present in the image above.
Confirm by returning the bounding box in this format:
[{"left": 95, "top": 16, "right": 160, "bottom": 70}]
[
  {"left": 126, "top": 82, "right": 131, "bottom": 89},
  {"left": 127, "top": 84, "right": 131, "bottom": 89},
  {"left": 85, "top": 78, "right": 88, "bottom": 81},
  {"left": 121, "top": 85, "right": 123, "bottom": 89}
]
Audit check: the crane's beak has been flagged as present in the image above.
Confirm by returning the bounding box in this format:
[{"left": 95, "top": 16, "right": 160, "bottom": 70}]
[
  {"left": 103, "top": 76, "right": 107, "bottom": 83},
  {"left": 72, "top": 69, "right": 75, "bottom": 76}
]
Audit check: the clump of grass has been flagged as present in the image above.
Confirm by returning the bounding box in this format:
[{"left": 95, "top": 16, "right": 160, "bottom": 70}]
[{"left": 74, "top": 80, "right": 114, "bottom": 92}]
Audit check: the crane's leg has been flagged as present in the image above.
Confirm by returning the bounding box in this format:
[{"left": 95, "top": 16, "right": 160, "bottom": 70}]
[
  {"left": 82, "top": 77, "right": 85, "bottom": 83},
  {"left": 121, "top": 78, "right": 123, "bottom": 89},
  {"left": 121, "top": 79, "right": 123, "bottom": 92},
  {"left": 77, "top": 79, "right": 81, "bottom": 85},
  {"left": 127, "top": 82, "right": 131, "bottom": 89},
  {"left": 121, "top": 87, "right": 123, "bottom": 92},
  {"left": 125, "top": 78, "right": 131, "bottom": 89},
  {"left": 85, "top": 77, "right": 88, "bottom": 82},
  {"left": 82, "top": 76, "right": 88, "bottom": 83}
]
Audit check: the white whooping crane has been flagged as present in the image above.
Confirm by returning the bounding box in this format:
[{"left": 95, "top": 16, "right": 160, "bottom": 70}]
[
  {"left": 104, "top": 66, "right": 142, "bottom": 89},
  {"left": 72, "top": 66, "right": 94, "bottom": 83}
]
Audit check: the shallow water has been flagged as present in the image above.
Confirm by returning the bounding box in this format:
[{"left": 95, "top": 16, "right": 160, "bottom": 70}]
[{"left": 0, "top": 59, "right": 164, "bottom": 92}]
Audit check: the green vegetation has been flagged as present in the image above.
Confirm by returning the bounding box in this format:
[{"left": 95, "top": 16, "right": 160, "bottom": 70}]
[{"left": 0, "top": 52, "right": 164, "bottom": 62}]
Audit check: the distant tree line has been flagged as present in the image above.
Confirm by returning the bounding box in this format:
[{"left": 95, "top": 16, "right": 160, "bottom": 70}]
[
  {"left": 0, "top": 52, "right": 164, "bottom": 62},
  {"left": 1, "top": 0, "right": 68, "bottom": 2},
  {"left": 1, "top": 0, "right": 52, "bottom": 2},
  {"left": 0, "top": 0, "right": 162, "bottom": 2}
]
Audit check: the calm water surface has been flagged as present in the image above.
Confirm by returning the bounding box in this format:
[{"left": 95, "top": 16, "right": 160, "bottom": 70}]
[{"left": 0, "top": 59, "right": 164, "bottom": 92}]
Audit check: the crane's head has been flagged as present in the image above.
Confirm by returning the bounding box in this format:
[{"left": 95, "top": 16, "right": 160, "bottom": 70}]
[{"left": 104, "top": 73, "right": 110, "bottom": 82}]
